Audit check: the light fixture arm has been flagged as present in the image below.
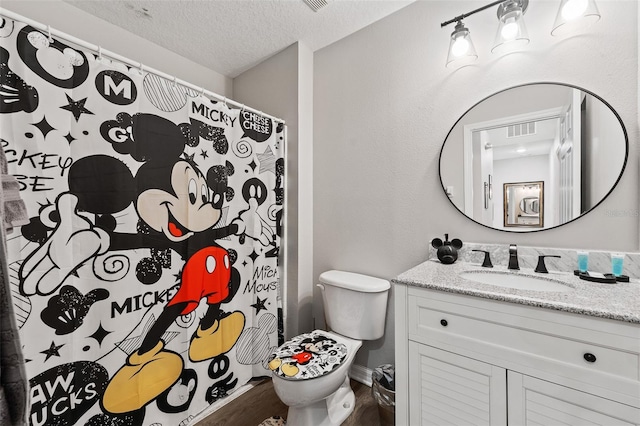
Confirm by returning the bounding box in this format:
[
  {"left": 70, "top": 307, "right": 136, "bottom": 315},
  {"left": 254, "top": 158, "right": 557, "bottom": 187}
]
[
  {"left": 441, "top": 0, "right": 529, "bottom": 28},
  {"left": 441, "top": 0, "right": 505, "bottom": 27}
]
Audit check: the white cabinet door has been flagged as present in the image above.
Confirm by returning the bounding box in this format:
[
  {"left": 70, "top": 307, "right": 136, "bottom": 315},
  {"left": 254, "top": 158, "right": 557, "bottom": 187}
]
[
  {"left": 409, "top": 342, "right": 507, "bottom": 426},
  {"left": 508, "top": 371, "right": 640, "bottom": 426}
]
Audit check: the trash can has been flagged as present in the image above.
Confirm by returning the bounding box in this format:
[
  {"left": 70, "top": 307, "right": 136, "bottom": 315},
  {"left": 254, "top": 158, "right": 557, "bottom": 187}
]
[{"left": 371, "top": 364, "right": 395, "bottom": 426}]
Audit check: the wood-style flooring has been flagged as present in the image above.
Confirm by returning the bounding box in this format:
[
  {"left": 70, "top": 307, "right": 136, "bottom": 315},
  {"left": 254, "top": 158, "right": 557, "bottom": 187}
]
[{"left": 196, "top": 378, "right": 390, "bottom": 426}]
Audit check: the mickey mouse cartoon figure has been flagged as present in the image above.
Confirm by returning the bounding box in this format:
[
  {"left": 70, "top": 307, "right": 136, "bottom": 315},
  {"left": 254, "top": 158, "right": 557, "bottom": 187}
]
[
  {"left": 19, "top": 113, "right": 266, "bottom": 414},
  {"left": 267, "top": 333, "right": 342, "bottom": 378}
]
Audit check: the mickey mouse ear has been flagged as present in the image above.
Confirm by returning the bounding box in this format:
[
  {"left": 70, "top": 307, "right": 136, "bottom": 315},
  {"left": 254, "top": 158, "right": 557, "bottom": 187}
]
[
  {"left": 26, "top": 30, "right": 50, "bottom": 49},
  {"left": 451, "top": 239, "right": 463, "bottom": 250},
  {"left": 431, "top": 238, "right": 443, "bottom": 249}
]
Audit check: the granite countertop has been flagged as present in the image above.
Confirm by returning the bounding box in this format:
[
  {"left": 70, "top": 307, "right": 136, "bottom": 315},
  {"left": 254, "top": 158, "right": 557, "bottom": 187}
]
[{"left": 393, "top": 259, "right": 640, "bottom": 324}]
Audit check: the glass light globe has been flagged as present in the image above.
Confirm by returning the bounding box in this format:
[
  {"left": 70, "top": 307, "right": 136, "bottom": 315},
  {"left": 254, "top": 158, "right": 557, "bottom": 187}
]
[
  {"left": 561, "top": 0, "right": 589, "bottom": 20},
  {"left": 492, "top": 5, "right": 529, "bottom": 53},
  {"left": 446, "top": 21, "right": 477, "bottom": 68},
  {"left": 551, "top": 0, "right": 600, "bottom": 36}
]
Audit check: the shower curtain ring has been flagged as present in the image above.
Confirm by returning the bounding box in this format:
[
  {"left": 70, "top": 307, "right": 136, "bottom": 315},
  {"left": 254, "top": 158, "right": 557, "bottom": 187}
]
[
  {"left": 139, "top": 62, "right": 144, "bottom": 75},
  {"left": 199, "top": 87, "right": 205, "bottom": 97},
  {"left": 223, "top": 97, "right": 228, "bottom": 107},
  {"left": 172, "top": 76, "right": 177, "bottom": 87},
  {"left": 46, "top": 24, "right": 53, "bottom": 43},
  {"left": 97, "top": 46, "right": 103, "bottom": 60}
]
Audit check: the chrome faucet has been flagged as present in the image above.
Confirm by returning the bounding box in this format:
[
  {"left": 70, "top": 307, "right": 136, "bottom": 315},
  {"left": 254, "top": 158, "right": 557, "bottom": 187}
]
[{"left": 508, "top": 244, "right": 520, "bottom": 270}]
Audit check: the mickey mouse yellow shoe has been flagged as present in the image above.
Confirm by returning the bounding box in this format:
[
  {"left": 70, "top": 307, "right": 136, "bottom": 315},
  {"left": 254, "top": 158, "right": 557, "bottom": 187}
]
[
  {"left": 268, "top": 357, "right": 282, "bottom": 371},
  {"left": 281, "top": 363, "right": 299, "bottom": 377},
  {"left": 189, "top": 311, "right": 245, "bottom": 362},
  {"left": 102, "top": 341, "right": 183, "bottom": 414}
]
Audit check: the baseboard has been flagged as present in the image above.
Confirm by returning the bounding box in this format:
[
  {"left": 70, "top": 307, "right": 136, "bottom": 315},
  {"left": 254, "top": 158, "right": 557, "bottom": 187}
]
[{"left": 349, "top": 364, "right": 373, "bottom": 387}]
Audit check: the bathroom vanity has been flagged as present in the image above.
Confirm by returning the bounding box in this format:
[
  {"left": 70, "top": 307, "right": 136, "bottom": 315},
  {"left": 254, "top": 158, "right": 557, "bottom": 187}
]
[{"left": 393, "top": 259, "right": 640, "bottom": 425}]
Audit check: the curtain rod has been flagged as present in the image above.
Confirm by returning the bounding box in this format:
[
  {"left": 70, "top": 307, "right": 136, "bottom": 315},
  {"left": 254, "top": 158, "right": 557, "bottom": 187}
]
[{"left": 0, "top": 8, "right": 285, "bottom": 124}]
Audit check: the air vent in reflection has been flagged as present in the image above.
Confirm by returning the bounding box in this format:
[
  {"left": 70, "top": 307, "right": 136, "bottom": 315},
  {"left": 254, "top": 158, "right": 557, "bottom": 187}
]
[{"left": 507, "top": 121, "right": 536, "bottom": 138}]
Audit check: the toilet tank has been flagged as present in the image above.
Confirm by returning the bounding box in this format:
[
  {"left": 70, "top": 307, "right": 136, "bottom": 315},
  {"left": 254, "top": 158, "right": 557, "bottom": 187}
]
[{"left": 318, "top": 270, "right": 390, "bottom": 340}]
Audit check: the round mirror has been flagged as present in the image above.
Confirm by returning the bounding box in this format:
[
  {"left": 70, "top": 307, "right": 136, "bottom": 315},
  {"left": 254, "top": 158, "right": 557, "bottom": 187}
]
[{"left": 439, "top": 83, "right": 628, "bottom": 232}]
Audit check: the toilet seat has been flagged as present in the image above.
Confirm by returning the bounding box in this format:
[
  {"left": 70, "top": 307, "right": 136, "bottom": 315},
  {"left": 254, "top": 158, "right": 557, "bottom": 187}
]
[{"left": 268, "top": 330, "right": 347, "bottom": 381}]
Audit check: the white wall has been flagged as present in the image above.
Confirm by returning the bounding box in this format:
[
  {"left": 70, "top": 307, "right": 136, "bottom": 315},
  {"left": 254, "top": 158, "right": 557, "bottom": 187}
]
[
  {"left": 233, "top": 42, "right": 315, "bottom": 339},
  {"left": 1, "top": 0, "right": 232, "bottom": 95},
  {"left": 314, "top": 0, "right": 638, "bottom": 368},
  {"left": 584, "top": 95, "right": 627, "bottom": 208}
]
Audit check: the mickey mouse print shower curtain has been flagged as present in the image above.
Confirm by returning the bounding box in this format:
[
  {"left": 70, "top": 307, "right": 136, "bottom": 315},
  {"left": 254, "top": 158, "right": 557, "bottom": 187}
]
[{"left": 0, "top": 15, "right": 284, "bottom": 426}]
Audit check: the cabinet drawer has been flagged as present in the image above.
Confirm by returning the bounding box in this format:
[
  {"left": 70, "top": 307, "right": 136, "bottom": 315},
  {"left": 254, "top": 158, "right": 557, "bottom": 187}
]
[{"left": 408, "top": 294, "right": 640, "bottom": 383}]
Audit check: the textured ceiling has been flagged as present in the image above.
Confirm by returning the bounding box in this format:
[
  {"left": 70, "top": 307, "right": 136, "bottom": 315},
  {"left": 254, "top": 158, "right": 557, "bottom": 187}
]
[{"left": 64, "top": 0, "right": 415, "bottom": 78}]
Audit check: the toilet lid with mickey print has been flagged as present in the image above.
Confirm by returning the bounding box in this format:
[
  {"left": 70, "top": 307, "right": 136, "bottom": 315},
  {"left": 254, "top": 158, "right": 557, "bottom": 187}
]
[{"left": 268, "top": 330, "right": 348, "bottom": 381}]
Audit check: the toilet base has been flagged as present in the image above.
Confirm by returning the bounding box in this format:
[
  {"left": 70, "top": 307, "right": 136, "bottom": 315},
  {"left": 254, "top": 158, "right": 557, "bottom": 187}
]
[{"left": 286, "top": 376, "right": 355, "bottom": 426}]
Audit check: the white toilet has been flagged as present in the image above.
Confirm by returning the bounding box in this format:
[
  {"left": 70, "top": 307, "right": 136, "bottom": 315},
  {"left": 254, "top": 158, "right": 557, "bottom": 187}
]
[{"left": 268, "top": 270, "right": 390, "bottom": 426}]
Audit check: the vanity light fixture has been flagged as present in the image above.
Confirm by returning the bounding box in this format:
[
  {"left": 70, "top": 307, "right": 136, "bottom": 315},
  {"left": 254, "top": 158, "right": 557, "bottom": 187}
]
[
  {"left": 442, "top": 0, "right": 600, "bottom": 67},
  {"left": 551, "top": 0, "right": 600, "bottom": 36}
]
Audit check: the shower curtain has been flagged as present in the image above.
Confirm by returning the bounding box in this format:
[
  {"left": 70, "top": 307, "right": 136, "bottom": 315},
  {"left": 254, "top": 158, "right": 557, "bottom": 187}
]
[{"left": 0, "top": 18, "right": 284, "bottom": 426}]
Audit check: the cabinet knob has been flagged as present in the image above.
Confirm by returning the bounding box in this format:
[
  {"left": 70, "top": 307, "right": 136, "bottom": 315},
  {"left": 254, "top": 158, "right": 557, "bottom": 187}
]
[
  {"left": 583, "top": 353, "right": 597, "bottom": 363},
  {"left": 440, "top": 319, "right": 448, "bottom": 327}
]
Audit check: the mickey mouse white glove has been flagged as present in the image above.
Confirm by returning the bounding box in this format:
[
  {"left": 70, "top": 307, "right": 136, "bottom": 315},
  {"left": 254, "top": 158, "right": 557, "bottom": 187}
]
[{"left": 19, "top": 192, "right": 110, "bottom": 296}]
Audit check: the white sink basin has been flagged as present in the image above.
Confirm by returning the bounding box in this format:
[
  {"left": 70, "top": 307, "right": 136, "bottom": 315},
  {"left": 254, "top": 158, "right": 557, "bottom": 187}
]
[{"left": 459, "top": 270, "right": 572, "bottom": 292}]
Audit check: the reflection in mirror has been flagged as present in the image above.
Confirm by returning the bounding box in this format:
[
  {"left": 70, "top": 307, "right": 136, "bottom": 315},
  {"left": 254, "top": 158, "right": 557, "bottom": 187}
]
[
  {"left": 519, "top": 197, "right": 539, "bottom": 214},
  {"left": 504, "top": 181, "right": 543, "bottom": 227},
  {"left": 439, "top": 83, "right": 628, "bottom": 232}
]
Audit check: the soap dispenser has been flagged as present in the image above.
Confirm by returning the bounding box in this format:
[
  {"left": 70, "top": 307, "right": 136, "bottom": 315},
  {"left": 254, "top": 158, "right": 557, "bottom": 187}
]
[{"left": 431, "top": 234, "right": 463, "bottom": 264}]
